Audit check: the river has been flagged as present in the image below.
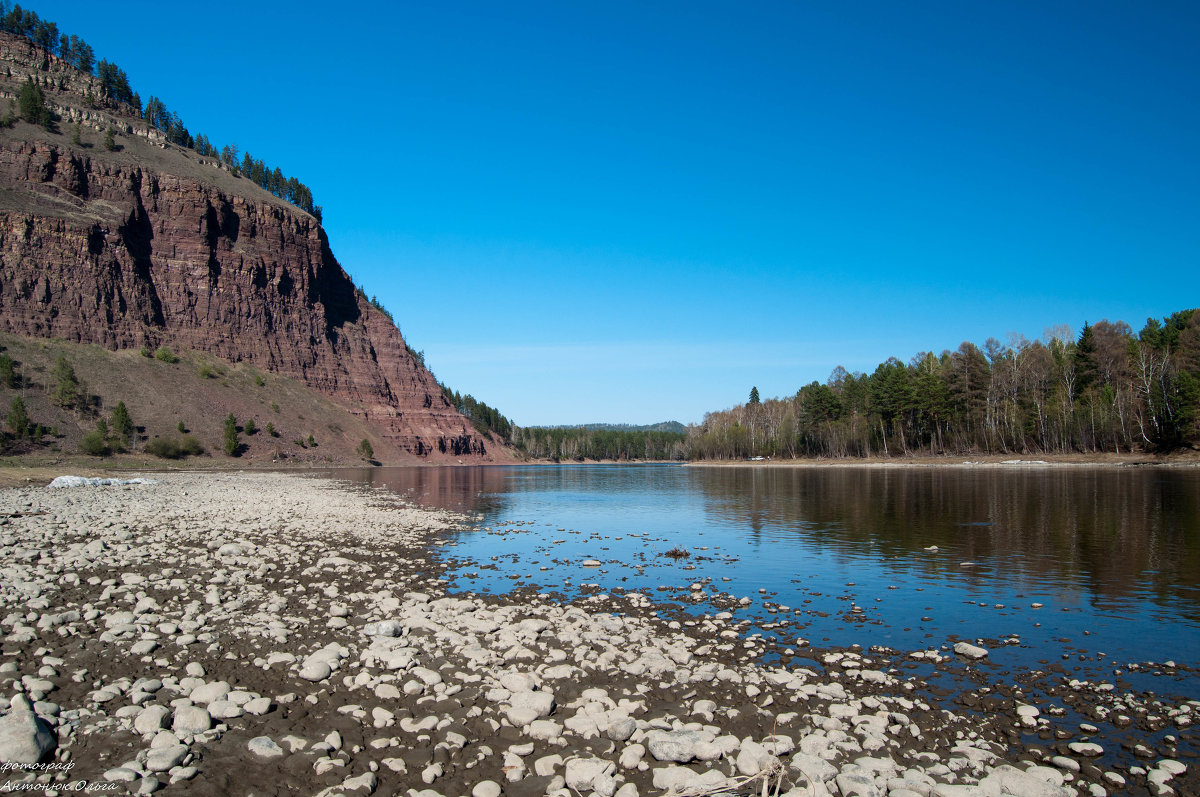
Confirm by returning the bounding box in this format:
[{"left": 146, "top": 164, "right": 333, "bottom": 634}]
[{"left": 327, "top": 463, "right": 1199, "bottom": 680}]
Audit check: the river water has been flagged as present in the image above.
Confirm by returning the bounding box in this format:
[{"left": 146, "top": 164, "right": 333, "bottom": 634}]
[{"left": 327, "top": 463, "right": 1200, "bottom": 681}]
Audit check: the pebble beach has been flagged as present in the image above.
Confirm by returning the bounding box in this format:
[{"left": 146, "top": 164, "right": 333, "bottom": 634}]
[{"left": 0, "top": 472, "right": 1194, "bottom": 796}]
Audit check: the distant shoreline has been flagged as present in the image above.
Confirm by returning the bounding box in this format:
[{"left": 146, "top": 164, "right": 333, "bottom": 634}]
[
  {"left": 4, "top": 448, "right": 1199, "bottom": 488},
  {"left": 684, "top": 450, "right": 1200, "bottom": 468}
]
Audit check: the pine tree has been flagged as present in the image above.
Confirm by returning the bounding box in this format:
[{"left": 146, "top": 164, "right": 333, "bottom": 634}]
[
  {"left": 223, "top": 413, "right": 239, "bottom": 456},
  {"left": 77, "top": 40, "right": 94, "bottom": 73},
  {"left": 749, "top": 386, "right": 761, "bottom": 405},
  {"left": 1074, "top": 322, "right": 1097, "bottom": 396},
  {"left": 7, "top": 397, "right": 29, "bottom": 437},
  {"left": 0, "top": 353, "right": 16, "bottom": 388},
  {"left": 17, "top": 77, "right": 49, "bottom": 127},
  {"left": 31, "top": 18, "right": 54, "bottom": 50},
  {"left": 50, "top": 355, "right": 80, "bottom": 408},
  {"left": 143, "top": 95, "right": 166, "bottom": 128},
  {"left": 110, "top": 401, "right": 133, "bottom": 444}
]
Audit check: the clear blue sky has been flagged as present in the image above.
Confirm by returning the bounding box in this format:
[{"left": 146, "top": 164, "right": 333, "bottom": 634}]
[{"left": 48, "top": 1, "right": 1200, "bottom": 425}]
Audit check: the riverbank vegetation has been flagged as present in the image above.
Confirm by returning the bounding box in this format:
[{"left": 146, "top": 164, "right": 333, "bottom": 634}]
[{"left": 688, "top": 308, "right": 1200, "bottom": 460}]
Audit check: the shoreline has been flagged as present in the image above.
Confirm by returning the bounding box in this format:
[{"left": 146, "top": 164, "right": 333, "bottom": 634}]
[
  {"left": 684, "top": 451, "right": 1200, "bottom": 468},
  {"left": 0, "top": 472, "right": 1194, "bottom": 796},
  {"left": 2, "top": 447, "right": 1197, "bottom": 490}
]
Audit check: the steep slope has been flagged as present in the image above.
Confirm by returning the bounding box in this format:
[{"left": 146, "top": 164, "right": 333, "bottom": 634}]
[
  {"left": 0, "top": 333, "right": 411, "bottom": 465},
  {"left": 0, "top": 32, "right": 502, "bottom": 461}
]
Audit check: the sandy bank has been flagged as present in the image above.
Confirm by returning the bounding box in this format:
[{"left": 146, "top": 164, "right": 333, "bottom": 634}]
[{"left": 0, "top": 473, "right": 1192, "bottom": 796}]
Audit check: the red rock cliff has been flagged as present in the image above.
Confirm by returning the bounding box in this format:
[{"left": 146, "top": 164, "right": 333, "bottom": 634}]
[{"left": 0, "top": 34, "right": 496, "bottom": 460}]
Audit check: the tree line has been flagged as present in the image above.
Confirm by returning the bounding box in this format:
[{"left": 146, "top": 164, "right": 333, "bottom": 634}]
[
  {"left": 0, "top": 3, "right": 321, "bottom": 220},
  {"left": 687, "top": 308, "right": 1200, "bottom": 460},
  {"left": 442, "top": 386, "right": 515, "bottom": 443},
  {"left": 512, "top": 427, "right": 687, "bottom": 461}
]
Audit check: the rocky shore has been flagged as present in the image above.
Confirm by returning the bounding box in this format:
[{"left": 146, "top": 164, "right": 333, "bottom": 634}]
[{"left": 0, "top": 473, "right": 1193, "bottom": 796}]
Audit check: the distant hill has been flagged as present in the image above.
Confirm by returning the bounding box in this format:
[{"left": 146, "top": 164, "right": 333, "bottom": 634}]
[{"left": 535, "top": 421, "right": 687, "bottom": 433}]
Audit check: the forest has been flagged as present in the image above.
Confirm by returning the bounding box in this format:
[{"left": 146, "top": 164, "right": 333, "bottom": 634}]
[
  {"left": 512, "top": 427, "right": 687, "bottom": 461},
  {"left": 0, "top": 3, "right": 321, "bottom": 219},
  {"left": 443, "top": 385, "right": 516, "bottom": 444},
  {"left": 687, "top": 309, "right": 1200, "bottom": 460}
]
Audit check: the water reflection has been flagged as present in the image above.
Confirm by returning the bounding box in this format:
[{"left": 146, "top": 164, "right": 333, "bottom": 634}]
[
  {"left": 687, "top": 466, "right": 1200, "bottom": 614},
  {"left": 323, "top": 464, "right": 1200, "bottom": 623},
  {"left": 328, "top": 465, "right": 509, "bottom": 516}
]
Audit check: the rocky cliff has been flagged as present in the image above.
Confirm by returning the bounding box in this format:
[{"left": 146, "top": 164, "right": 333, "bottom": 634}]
[{"left": 0, "top": 32, "right": 496, "bottom": 460}]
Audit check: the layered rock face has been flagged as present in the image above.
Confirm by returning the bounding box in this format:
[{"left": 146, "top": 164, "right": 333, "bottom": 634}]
[{"left": 0, "top": 35, "right": 492, "bottom": 459}]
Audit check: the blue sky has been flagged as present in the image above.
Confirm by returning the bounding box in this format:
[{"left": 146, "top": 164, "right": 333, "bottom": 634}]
[{"left": 47, "top": 1, "right": 1200, "bottom": 425}]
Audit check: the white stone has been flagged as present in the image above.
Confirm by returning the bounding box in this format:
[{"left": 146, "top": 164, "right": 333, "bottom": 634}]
[
  {"left": 472, "top": 780, "right": 502, "bottom": 797},
  {"left": 411, "top": 666, "right": 443, "bottom": 686},
  {"left": 646, "top": 729, "right": 703, "bottom": 763},
  {"left": 528, "top": 719, "right": 563, "bottom": 740},
  {"left": 499, "top": 672, "right": 538, "bottom": 692},
  {"left": 281, "top": 735, "right": 309, "bottom": 752},
  {"left": 171, "top": 705, "right": 212, "bottom": 735},
  {"left": 790, "top": 752, "right": 837, "bottom": 783},
  {"left": 133, "top": 705, "right": 171, "bottom": 735},
  {"left": 1069, "top": 742, "right": 1103, "bottom": 757},
  {"left": 507, "top": 690, "right": 554, "bottom": 722},
  {"left": 341, "top": 772, "right": 378, "bottom": 793},
  {"left": 103, "top": 768, "right": 139, "bottom": 783},
  {"left": 207, "top": 700, "right": 243, "bottom": 719},
  {"left": 835, "top": 771, "right": 880, "bottom": 797},
  {"left": 737, "top": 739, "right": 776, "bottom": 776},
  {"left": 243, "top": 697, "right": 272, "bottom": 715},
  {"left": 977, "top": 765, "right": 1072, "bottom": 797},
  {"left": 0, "top": 697, "right": 54, "bottom": 764},
  {"left": 953, "top": 642, "right": 988, "bottom": 659},
  {"left": 188, "top": 680, "right": 230, "bottom": 704},
  {"left": 363, "top": 620, "right": 404, "bottom": 637},
  {"left": 606, "top": 715, "right": 637, "bottom": 741},
  {"left": 565, "top": 757, "right": 616, "bottom": 794},
  {"left": 299, "top": 660, "right": 332, "bottom": 681},
  {"left": 652, "top": 766, "right": 729, "bottom": 794},
  {"left": 145, "top": 743, "right": 189, "bottom": 772},
  {"left": 619, "top": 744, "right": 646, "bottom": 769}
]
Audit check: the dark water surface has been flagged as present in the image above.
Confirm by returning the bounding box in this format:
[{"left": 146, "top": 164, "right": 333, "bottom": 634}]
[{"left": 326, "top": 463, "right": 1200, "bottom": 685}]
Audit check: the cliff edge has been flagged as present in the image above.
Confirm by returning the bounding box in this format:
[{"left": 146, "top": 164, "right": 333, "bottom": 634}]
[{"left": 0, "top": 32, "right": 501, "bottom": 461}]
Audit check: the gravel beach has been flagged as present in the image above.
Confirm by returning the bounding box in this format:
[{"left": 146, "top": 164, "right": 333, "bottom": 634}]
[{"left": 0, "top": 472, "right": 1193, "bottom": 796}]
